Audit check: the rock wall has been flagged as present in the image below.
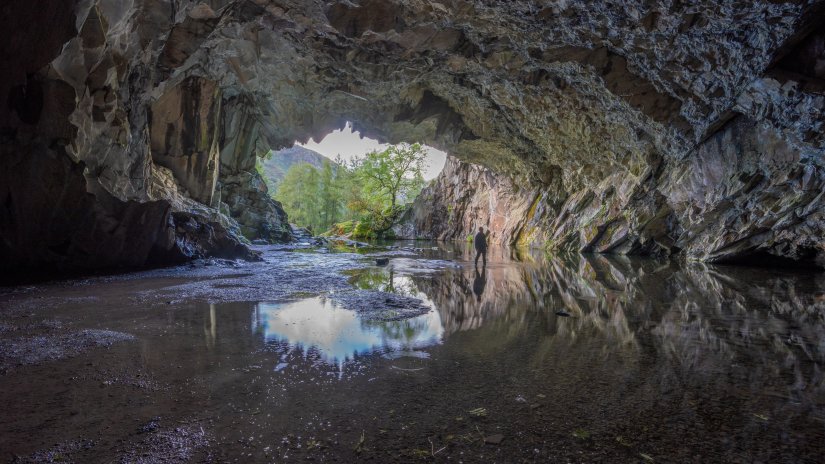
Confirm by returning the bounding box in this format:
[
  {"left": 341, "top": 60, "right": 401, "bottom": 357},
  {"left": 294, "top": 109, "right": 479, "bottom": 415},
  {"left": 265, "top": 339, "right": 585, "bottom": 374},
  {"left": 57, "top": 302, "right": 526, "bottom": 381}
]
[
  {"left": 1, "top": 0, "right": 824, "bottom": 275},
  {"left": 149, "top": 76, "right": 222, "bottom": 206},
  {"left": 0, "top": 0, "right": 291, "bottom": 278},
  {"left": 404, "top": 115, "right": 825, "bottom": 267},
  {"left": 393, "top": 157, "right": 543, "bottom": 246}
]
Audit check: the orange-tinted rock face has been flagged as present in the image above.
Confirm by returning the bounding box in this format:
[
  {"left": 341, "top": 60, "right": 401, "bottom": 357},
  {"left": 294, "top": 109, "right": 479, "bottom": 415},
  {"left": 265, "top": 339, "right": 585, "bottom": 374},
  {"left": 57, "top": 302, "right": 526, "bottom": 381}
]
[
  {"left": 394, "top": 157, "right": 542, "bottom": 246},
  {"left": 1, "top": 0, "right": 824, "bottom": 275}
]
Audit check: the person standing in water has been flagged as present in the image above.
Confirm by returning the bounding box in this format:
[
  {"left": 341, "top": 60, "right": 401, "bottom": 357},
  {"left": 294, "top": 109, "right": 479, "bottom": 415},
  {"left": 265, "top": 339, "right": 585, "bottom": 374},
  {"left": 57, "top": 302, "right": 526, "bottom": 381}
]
[{"left": 474, "top": 226, "right": 488, "bottom": 268}]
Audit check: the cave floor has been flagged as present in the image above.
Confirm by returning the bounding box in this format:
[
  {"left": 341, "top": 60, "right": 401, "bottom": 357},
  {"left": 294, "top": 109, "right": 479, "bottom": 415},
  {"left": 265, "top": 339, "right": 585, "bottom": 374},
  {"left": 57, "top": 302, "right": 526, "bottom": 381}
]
[{"left": 0, "top": 242, "right": 824, "bottom": 463}]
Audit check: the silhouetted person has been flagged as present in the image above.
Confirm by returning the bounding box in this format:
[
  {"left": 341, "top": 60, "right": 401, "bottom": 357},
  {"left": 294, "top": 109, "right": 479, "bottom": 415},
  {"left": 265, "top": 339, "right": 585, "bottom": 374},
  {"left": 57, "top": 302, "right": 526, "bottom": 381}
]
[
  {"left": 474, "top": 226, "right": 488, "bottom": 268},
  {"left": 473, "top": 267, "right": 487, "bottom": 302}
]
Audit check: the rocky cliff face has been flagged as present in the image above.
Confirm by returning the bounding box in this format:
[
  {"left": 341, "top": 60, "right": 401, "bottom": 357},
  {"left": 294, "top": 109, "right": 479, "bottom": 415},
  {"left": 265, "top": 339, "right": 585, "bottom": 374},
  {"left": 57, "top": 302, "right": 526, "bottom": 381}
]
[
  {"left": 394, "top": 156, "right": 542, "bottom": 245},
  {"left": 1, "top": 0, "right": 824, "bottom": 276}
]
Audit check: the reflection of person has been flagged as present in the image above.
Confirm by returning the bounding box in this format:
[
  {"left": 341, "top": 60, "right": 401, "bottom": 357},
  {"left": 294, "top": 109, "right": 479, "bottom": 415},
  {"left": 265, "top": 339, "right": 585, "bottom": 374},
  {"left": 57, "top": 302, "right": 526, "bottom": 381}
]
[
  {"left": 473, "top": 267, "right": 487, "bottom": 302},
  {"left": 474, "top": 226, "right": 488, "bottom": 268}
]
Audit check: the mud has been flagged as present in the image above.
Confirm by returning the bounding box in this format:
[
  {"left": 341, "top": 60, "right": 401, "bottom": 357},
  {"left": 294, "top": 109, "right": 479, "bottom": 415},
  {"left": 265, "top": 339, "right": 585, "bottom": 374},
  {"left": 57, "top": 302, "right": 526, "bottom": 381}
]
[
  {"left": 117, "top": 423, "right": 209, "bottom": 464},
  {"left": 0, "top": 330, "right": 135, "bottom": 373},
  {"left": 11, "top": 439, "right": 96, "bottom": 463}
]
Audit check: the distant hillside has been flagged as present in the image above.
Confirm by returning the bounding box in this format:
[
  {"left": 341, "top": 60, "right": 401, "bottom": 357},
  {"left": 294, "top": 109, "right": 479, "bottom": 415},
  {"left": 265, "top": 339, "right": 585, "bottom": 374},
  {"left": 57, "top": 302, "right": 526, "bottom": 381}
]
[{"left": 260, "top": 146, "right": 330, "bottom": 192}]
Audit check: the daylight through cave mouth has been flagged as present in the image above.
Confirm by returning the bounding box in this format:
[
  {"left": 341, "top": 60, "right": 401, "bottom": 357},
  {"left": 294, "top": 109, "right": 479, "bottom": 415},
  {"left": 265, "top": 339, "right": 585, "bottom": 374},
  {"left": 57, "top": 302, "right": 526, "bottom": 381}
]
[{"left": 261, "top": 122, "right": 448, "bottom": 236}]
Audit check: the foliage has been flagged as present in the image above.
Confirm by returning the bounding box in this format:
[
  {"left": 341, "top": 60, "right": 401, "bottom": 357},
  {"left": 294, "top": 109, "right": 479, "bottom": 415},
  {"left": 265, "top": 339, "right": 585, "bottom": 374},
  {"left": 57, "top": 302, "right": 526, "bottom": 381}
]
[
  {"left": 258, "top": 147, "right": 329, "bottom": 192},
  {"left": 274, "top": 143, "right": 428, "bottom": 238},
  {"left": 354, "top": 143, "right": 427, "bottom": 208},
  {"left": 274, "top": 160, "right": 345, "bottom": 233},
  {"left": 352, "top": 221, "right": 377, "bottom": 240},
  {"left": 255, "top": 157, "right": 277, "bottom": 194},
  {"left": 328, "top": 220, "right": 355, "bottom": 236}
]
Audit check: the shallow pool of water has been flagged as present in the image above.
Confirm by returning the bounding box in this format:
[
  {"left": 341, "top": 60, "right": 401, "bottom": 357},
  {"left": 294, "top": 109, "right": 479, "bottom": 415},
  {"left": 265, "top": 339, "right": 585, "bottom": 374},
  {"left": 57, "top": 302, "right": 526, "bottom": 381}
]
[
  {"left": 255, "top": 296, "right": 443, "bottom": 367},
  {"left": 1, "top": 242, "right": 824, "bottom": 462}
]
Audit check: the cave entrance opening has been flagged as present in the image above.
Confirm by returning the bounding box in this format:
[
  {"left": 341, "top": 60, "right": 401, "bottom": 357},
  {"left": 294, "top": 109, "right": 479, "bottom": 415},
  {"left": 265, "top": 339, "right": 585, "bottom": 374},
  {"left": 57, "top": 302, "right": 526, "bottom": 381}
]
[{"left": 259, "top": 122, "right": 447, "bottom": 239}]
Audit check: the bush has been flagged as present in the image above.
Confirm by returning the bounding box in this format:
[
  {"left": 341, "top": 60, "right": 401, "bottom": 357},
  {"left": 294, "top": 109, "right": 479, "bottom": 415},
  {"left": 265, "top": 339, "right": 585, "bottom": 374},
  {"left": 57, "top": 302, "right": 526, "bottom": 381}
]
[
  {"left": 328, "top": 220, "right": 355, "bottom": 236},
  {"left": 352, "top": 221, "right": 377, "bottom": 240}
]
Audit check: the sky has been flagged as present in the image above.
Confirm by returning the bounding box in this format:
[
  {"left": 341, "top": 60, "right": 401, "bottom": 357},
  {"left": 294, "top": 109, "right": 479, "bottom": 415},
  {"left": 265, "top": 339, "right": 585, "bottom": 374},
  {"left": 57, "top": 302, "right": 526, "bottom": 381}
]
[{"left": 296, "top": 122, "right": 447, "bottom": 180}]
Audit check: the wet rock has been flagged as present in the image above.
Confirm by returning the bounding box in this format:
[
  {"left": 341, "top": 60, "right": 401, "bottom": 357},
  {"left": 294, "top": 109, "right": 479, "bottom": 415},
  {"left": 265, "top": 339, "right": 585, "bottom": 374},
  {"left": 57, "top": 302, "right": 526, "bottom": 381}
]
[
  {"left": 403, "top": 119, "right": 825, "bottom": 267},
  {"left": 118, "top": 424, "right": 208, "bottom": 464},
  {"left": 167, "top": 212, "right": 262, "bottom": 263},
  {"left": 291, "top": 224, "right": 315, "bottom": 241},
  {"left": 325, "top": 237, "right": 373, "bottom": 249},
  {"left": 139, "top": 417, "right": 162, "bottom": 434},
  {"left": 329, "top": 290, "right": 430, "bottom": 322},
  {"left": 120, "top": 248, "right": 369, "bottom": 304},
  {"left": 394, "top": 157, "right": 539, "bottom": 246},
  {"left": 484, "top": 434, "right": 505, "bottom": 445},
  {"left": 0, "top": 147, "right": 259, "bottom": 280},
  {"left": 387, "top": 258, "right": 461, "bottom": 275},
  {"left": 12, "top": 439, "right": 96, "bottom": 463},
  {"left": 0, "top": 330, "right": 135, "bottom": 372},
  {"left": 375, "top": 258, "right": 390, "bottom": 266},
  {"left": 0, "top": 322, "right": 17, "bottom": 333}
]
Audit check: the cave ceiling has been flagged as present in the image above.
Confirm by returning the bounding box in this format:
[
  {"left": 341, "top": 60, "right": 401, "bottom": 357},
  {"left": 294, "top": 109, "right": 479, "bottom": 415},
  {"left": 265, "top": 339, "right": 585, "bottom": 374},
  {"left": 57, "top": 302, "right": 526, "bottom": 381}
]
[{"left": 51, "top": 0, "right": 822, "bottom": 194}]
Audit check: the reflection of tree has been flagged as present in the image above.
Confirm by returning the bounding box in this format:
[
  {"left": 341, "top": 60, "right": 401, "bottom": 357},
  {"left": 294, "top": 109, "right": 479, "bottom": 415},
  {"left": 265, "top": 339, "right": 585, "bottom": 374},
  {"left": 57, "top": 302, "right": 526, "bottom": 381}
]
[
  {"left": 362, "top": 317, "right": 433, "bottom": 350},
  {"left": 346, "top": 268, "right": 417, "bottom": 297}
]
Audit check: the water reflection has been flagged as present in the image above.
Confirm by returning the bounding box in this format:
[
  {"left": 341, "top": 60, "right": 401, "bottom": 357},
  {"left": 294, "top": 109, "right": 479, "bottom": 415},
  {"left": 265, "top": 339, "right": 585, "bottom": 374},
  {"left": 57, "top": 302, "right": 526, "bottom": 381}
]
[
  {"left": 252, "top": 297, "right": 443, "bottom": 367},
  {"left": 472, "top": 267, "right": 486, "bottom": 301},
  {"left": 5, "top": 243, "right": 824, "bottom": 462},
  {"left": 346, "top": 247, "right": 825, "bottom": 422},
  {"left": 209, "top": 244, "right": 825, "bottom": 460}
]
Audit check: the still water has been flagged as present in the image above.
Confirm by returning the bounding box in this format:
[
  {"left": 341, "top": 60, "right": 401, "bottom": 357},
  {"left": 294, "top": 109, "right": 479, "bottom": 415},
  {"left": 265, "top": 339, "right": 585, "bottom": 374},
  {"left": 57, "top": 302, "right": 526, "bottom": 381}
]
[
  {"left": 255, "top": 296, "right": 443, "bottom": 368},
  {"left": 0, "top": 242, "right": 823, "bottom": 462}
]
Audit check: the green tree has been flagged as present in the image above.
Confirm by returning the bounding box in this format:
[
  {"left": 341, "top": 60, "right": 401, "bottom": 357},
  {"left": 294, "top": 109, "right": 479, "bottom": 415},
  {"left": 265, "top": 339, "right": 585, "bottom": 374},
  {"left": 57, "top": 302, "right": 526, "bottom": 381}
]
[
  {"left": 355, "top": 143, "right": 427, "bottom": 208},
  {"left": 275, "top": 163, "right": 322, "bottom": 232},
  {"left": 319, "top": 159, "right": 339, "bottom": 227},
  {"left": 274, "top": 144, "right": 429, "bottom": 238},
  {"left": 345, "top": 143, "right": 428, "bottom": 235}
]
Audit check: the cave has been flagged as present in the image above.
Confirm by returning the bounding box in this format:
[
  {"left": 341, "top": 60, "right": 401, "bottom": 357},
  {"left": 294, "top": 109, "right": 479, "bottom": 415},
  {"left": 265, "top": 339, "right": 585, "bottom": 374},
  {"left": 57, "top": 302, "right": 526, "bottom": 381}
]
[
  {"left": 3, "top": 0, "right": 825, "bottom": 276},
  {"left": 1, "top": 1, "right": 825, "bottom": 462}
]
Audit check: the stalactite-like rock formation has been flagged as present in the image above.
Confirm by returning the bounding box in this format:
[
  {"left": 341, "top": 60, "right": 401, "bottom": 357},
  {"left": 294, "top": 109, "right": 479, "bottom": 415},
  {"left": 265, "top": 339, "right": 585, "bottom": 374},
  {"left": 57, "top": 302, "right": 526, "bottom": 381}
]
[{"left": 1, "top": 0, "right": 824, "bottom": 276}]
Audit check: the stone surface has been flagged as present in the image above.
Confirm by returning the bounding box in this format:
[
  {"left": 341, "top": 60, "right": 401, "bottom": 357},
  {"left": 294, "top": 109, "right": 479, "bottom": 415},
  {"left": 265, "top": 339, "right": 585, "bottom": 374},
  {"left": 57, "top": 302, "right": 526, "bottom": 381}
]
[
  {"left": 394, "top": 156, "right": 541, "bottom": 246},
  {"left": 0, "top": 142, "right": 259, "bottom": 279},
  {"left": 1, "top": 0, "right": 824, "bottom": 274},
  {"left": 403, "top": 115, "right": 825, "bottom": 267},
  {"left": 149, "top": 76, "right": 222, "bottom": 206}
]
